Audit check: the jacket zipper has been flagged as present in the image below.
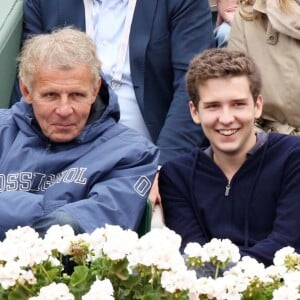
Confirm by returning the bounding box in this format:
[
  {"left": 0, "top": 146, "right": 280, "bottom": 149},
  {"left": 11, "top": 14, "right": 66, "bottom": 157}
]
[{"left": 225, "top": 181, "right": 231, "bottom": 196}]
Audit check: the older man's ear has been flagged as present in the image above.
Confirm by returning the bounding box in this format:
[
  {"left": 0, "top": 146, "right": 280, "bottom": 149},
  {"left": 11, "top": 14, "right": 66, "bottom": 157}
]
[{"left": 19, "top": 80, "right": 33, "bottom": 104}]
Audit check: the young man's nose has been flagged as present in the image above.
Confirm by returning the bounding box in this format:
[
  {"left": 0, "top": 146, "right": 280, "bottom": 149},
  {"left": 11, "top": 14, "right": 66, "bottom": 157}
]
[{"left": 219, "top": 107, "right": 234, "bottom": 124}]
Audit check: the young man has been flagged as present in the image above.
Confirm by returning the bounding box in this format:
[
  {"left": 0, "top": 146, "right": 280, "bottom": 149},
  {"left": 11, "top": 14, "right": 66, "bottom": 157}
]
[
  {"left": 159, "top": 49, "right": 300, "bottom": 266},
  {"left": 0, "top": 27, "right": 159, "bottom": 240}
]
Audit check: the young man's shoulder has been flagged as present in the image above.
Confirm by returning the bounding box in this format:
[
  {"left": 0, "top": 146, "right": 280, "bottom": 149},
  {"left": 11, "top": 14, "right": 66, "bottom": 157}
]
[
  {"left": 265, "top": 133, "right": 300, "bottom": 164},
  {"left": 268, "top": 132, "right": 300, "bottom": 150}
]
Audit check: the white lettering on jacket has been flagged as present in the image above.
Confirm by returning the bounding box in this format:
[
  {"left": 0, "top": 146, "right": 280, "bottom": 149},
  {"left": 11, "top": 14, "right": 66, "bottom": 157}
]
[{"left": 0, "top": 167, "right": 87, "bottom": 192}]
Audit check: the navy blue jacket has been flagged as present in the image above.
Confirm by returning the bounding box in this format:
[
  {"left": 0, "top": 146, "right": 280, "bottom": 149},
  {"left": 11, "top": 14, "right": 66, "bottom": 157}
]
[
  {"left": 0, "top": 81, "right": 159, "bottom": 239},
  {"left": 17, "top": 0, "right": 215, "bottom": 164},
  {"left": 159, "top": 133, "right": 300, "bottom": 266}
]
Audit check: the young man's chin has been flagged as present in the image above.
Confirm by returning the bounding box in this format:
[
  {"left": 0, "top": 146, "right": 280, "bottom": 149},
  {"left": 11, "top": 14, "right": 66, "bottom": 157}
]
[{"left": 213, "top": 142, "right": 241, "bottom": 155}]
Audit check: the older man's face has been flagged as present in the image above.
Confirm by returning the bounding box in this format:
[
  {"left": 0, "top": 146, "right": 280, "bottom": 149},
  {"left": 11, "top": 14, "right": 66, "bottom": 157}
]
[{"left": 20, "top": 65, "right": 100, "bottom": 143}]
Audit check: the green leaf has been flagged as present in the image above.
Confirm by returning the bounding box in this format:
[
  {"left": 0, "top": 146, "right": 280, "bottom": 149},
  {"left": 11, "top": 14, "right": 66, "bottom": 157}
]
[
  {"left": 142, "top": 292, "right": 162, "bottom": 300},
  {"left": 110, "top": 259, "right": 130, "bottom": 281},
  {"left": 68, "top": 265, "right": 96, "bottom": 299},
  {"left": 69, "top": 266, "right": 90, "bottom": 287},
  {"left": 8, "top": 285, "right": 31, "bottom": 300}
]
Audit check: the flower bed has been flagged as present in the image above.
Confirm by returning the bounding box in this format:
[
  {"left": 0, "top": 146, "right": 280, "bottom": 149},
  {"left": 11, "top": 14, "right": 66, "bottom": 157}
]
[{"left": 0, "top": 225, "right": 299, "bottom": 299}]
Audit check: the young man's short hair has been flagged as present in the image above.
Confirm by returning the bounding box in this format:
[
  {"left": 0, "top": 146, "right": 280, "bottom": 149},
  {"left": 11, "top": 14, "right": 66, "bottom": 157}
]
[{"left": 186, "top": 48, "right": 262, "bottom": 106}]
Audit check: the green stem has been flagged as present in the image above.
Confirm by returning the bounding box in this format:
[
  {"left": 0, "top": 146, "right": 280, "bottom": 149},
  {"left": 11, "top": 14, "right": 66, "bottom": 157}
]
[
  {"left": 214, "top": 264, "right": 220, "bottom": 279},
  {"left": 18, "top": 282, "right": 33, "bottom": 294},
  {"left": 40, "top": 264, "right": 52, "bottom": 282}
]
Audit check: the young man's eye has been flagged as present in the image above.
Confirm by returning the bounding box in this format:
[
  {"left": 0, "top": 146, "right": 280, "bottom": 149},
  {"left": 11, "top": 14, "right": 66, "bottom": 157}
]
[
  {"left": 205, "top": 103, "right": 219, "bottom": 109},
  {"left": 234, "top": 102, "right": 246, "bottom": 107}
]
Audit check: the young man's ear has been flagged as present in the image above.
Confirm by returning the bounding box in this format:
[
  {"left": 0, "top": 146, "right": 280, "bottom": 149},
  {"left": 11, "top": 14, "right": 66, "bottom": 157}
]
[
  {"left": 189, "top": 101, "right": 201, "bottom": 124},
  {"left": 19, "top": 80, "right": 33, "bottom": 104},
  {"left": 254, "top": 94, "right": 263, "bottom": 119}
]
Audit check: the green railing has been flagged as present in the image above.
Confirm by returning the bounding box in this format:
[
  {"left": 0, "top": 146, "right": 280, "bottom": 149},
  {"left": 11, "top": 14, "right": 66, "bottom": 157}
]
[{"left": 0, "top": 0, "right": 23, "bottom": 108}]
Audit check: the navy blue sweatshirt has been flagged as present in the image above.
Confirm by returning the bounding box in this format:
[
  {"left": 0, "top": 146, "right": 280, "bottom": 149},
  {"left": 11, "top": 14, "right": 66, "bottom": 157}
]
[{"left": 160, "top": 133, "right": 300, "bottom": 266}]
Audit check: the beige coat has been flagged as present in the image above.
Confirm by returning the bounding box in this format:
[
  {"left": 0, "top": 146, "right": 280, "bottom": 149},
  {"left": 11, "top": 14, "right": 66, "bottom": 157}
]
[{"left": 228, "top": 0, "right": 300, "bottom": 135}]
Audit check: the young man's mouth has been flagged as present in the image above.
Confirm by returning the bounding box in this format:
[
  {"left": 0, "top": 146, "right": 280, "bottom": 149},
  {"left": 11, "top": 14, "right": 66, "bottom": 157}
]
[{"left": 217, "top": 129, "right": 239, "bottom": 136}]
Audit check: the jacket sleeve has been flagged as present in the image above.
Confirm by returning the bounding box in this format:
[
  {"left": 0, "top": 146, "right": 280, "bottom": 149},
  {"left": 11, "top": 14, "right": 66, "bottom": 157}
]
[
  {"left": 23, "top": 0, "right": 85, "bottom": 39},
  {"left": 159, "top": 162, "right": 208, "bottom": 251},
  {"left": 0, "top": 140, "right": 158, "bottom": 239},
  {"left": 23, "top": 0, "right": 44, "bottom": 39},
  {"left": 240, "top": 147, "right": 300, "bottom": 266},
  {"left": 0, "top": 192, "right": 49, "bottom": 239},
  {"left": 156, "top": 0, "right": 215, "bottom": 164},
  {"left": 51, "top": 141, "right": 159, "bottom": 234}
]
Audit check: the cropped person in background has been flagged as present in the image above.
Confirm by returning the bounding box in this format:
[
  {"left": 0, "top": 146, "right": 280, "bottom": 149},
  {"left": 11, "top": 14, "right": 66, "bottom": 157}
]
[
  {"left": 159, "top": 48, "right": 300, "bottom": 266},
  {"left": 0, "top": 27, "right": 159, "bottom": 240},
  {"left": 214, "top": 0, "right": 238, "bottom": 47},
  {"left": 12, "top": 0, "right": 216, "bottom": 206},
  {"left": 228, "top": 0, "right": 300, "bottom": 135}
]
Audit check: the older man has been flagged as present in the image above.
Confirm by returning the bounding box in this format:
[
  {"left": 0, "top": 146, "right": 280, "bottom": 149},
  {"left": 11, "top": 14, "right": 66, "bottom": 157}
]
[
  {"left": 0, "top": 27, "right": 158, "bottom": 240},
  {"left": 12, "top": 0, "right": 215, "bottom": 207}
]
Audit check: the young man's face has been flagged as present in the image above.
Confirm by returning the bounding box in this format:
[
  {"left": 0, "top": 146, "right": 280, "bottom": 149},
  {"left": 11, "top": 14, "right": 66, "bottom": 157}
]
[
  {"left": 190, "top": 76, "right": 263, "bottom": 159},
  {"left": 20, "top": 65, "right": 101, "bottom": 143}
]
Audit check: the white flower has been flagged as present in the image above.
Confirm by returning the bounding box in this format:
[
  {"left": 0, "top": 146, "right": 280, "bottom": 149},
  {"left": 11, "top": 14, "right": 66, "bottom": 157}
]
[
  {"left": 0, "top": 261, "right": 22, "bottom": 289},
  {"left": 0, "top": 240, "right": 18, "bottom": 262},
  {"left": 282, "top": 271, "right": 300, "bottom": 289},
  {"left": 127, "top": 227, "right": 185, "bottom": 271},
  {"left": 43, "top": 225, "right": 75, "bottom": 255},
  {"left": 88, "top": 227, "right": 107, "bottom": 261},
  {"left": 214, "top": 275, "right": 245, "bottom": 300},
  {"left": 17, "top": 239, "right": 50, "bottom": 267},
  {"left": 29, "top": 282, "right": 74, "bottom": 300},
  {"left": 161, "top": 269, "right": 197, "bottom": 293},
  {"left": 48, "top": 256, "right": 61, "bottom": 267},
  {"left": 1, "top": 225, "right": 300, "bottom": 300},
  {"left": 203, "top": 238, "right": 240, "bottom": 264},
  {"left": 71, "top": 233, "right": 91, "bottom": 245},
  {"left": 102, "top": 225, "right": 138, "bottom": 260},
  {"left": 225, "top": 256, "right": 265, "bottom": 280},
  {"left": 273, "top": 246, "right": 296, "bottom": 267},
  {"left": 192, "top": 276, "right": 221, "bottom": 299},
  {"left": 4, "top": 226, "right": 39, "bottom": 243},
  {"left": 265, "top": 264, "right": 287, "bottom": 283},
  {"left": 17, "top": 269, "right": 37, "bottom": 286},
  {"left": 272, "top": 285, "right": 300, "bottom": 300},
  {"left": 0, "top": 226, "right": 50, "bottom": 267},
  {"left": 184, "top": 242, "right": 209, "bottom": 263},
  {"left": 82, "top": 278, "right": 114, "bottom": 300}
]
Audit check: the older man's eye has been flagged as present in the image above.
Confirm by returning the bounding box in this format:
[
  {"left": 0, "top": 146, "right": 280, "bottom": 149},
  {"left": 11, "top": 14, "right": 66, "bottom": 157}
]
[
  {"left": 42, "top": 93, "right": 57, "bottom": 99},
  {"left": 71, "top": 93, "right": 88, "bottom": 102},
  {"left": 74, "top": 93, "right": 85, "bottom": 97}
]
